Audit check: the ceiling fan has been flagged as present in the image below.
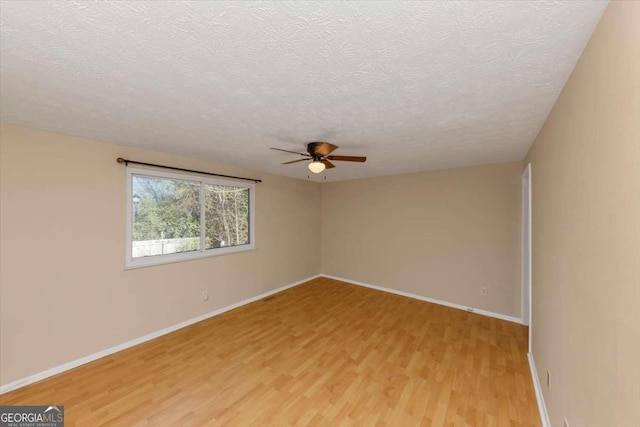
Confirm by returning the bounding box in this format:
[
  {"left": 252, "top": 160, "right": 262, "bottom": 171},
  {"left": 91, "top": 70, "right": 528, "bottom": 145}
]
[{"left": 271, "top": 142, "right": 367, "bottom": 174}]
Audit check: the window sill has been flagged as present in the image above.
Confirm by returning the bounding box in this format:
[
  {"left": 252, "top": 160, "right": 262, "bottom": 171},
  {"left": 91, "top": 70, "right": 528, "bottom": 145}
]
[{"left": 124, "top": 244, "right": 255, "bottom": 270}]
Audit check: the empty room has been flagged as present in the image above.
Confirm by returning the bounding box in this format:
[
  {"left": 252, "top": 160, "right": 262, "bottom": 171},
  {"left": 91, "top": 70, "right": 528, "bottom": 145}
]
[{"left": 0, "top": 1, "right": 638, "bottom": 426}]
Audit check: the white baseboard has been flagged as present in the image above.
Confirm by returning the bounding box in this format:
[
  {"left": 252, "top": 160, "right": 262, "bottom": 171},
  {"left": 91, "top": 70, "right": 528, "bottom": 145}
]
[
  {"left": 320, "top": 274, "right": 523, "bottom": 324},
  {"left": 528, "top": 352, "right": 551, "bottom": 427},
  {"left": 0, "top": 274, "right": 321, "bottom": 395},
  {"left": 1, "top": 274, "right": 522, "bottom": 394}
]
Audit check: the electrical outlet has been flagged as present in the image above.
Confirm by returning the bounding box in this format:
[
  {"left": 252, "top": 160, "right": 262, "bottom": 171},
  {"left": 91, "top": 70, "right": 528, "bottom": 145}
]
[
  {"left": 546, "top": 370, "right": 551, "bottom": 389},
  {"left": 202, "top": 290, "right": 209, "bottom": 301},
  {"left": 480, "top": 287, "right": 488, "bottom": 296},
  {"left": 564, "top": 418, "right": 569, "bottom": 427}
]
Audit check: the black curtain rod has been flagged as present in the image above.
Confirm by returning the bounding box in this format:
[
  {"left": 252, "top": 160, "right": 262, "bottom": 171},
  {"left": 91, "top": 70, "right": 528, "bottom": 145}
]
[{"left": 116, "top": 158, "right": 262, "bottom": 183}]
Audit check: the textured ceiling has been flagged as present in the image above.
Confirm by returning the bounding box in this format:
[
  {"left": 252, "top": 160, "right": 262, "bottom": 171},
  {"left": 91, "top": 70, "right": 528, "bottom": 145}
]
[{"left": 0, "top": 1, "right": 608, "bottom": 182}]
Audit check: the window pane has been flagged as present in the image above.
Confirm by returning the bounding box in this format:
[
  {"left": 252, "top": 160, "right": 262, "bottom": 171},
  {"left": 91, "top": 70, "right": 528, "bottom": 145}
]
[
  {"left": 132, "top": 175, "right": 200, "bottom": 258},
  {"left": 205, "top": 184, "right": 250, "bottom": 250}
]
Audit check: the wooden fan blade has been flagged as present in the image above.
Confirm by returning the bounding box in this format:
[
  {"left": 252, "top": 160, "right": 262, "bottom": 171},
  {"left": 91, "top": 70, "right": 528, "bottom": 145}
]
[
  {"left": 282, "top": 158, "right": 310, "bottom": 165},
  {"left": 327, "top": 155, "right": 367, "bottom": 162},
  {"left": 270, "top": 147, "right": 309, "bottom": 156},
  {"left": 308, "top": 142, "right": 338, "bottom": 156},
  {"left": 321, "top": 159, "right": 336, "bottom": 169}
]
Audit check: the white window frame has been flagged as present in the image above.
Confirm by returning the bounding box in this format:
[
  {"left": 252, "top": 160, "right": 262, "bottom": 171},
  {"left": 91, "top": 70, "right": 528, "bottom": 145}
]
[{"left": 125, "top": 167, "right": 255, "bottom": 269}]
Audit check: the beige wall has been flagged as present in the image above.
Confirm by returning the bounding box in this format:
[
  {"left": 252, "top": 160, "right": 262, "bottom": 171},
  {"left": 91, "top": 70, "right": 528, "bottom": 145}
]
[
  {"left": 321, "top": 161, "right": 523, "bottom": 318},
  {"left": 0, "top": 124, "right": 321, "bottom": 386},
  {"left": 525, "top": 1, "right": 640, "bottom": 425}
]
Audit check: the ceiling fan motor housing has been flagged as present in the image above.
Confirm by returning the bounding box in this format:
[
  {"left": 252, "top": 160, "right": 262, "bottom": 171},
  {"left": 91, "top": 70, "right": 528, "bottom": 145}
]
[{"left": 307, "top": 142, "right": 338, "bottom": 157}]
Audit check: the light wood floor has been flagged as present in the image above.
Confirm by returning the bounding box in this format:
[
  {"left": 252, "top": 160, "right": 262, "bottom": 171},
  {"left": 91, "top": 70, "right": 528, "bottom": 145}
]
[{"left": 1, "top": 277, "right": 541, "bottom": 426}]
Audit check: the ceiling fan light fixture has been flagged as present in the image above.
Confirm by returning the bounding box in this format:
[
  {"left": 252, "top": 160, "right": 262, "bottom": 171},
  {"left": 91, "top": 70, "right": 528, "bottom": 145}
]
[{"left": 308, "top": 161, "right": 325, "bottom": 174}]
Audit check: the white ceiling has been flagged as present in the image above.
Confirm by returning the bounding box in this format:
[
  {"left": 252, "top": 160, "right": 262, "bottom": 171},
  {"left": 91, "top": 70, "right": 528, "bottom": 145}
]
[{"left": 0, "top": 1, "right": 608, "bottom": 182}]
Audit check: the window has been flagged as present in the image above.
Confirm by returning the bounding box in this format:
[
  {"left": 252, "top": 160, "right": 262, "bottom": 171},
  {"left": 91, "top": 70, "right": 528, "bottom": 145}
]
[{"left": 126, "top": 167, "right": 255, "bottom": 268}]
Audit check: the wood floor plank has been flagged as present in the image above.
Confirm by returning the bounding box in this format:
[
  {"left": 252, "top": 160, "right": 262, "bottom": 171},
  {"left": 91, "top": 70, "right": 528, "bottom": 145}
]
[{"left": 0, "top": 277, "right": 541, "bottom": 426}]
